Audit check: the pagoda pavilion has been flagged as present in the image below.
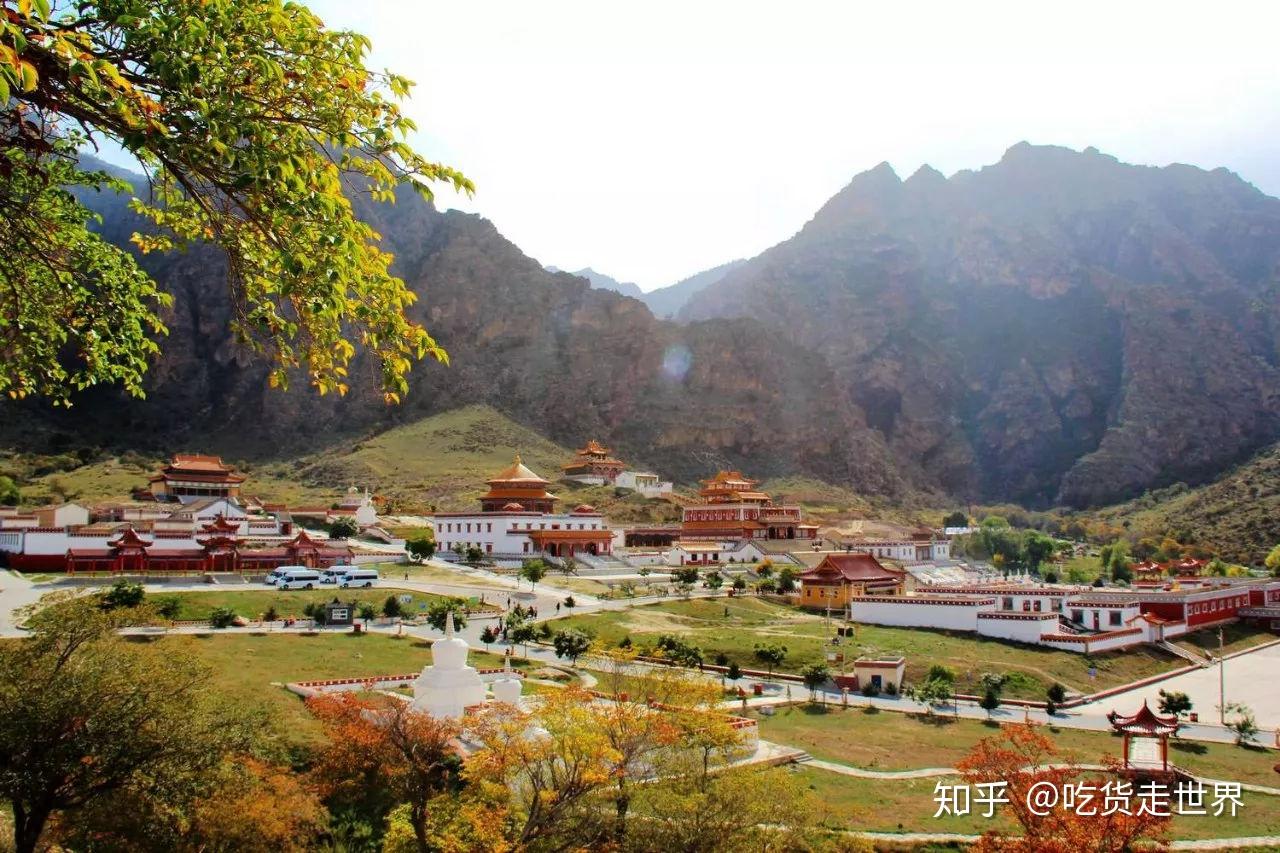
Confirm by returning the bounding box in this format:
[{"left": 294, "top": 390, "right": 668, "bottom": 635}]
[
  {"left": 478, "top": 455, "right": 557, "bottom": 513},
  {"left": 561, "top": 440, "right": 627, "bottom": 484},
  {"left": 1107, "top": 701, "right": 1181, "bottom": 775},
  {"left": 148, "top": 454, "right": 246, "bottom": 503},
  {"left": 679, "top": 471, "right": 818, "bottom": 541}
]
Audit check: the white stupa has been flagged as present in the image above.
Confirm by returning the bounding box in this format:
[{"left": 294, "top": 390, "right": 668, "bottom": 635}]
[
  {"left": 411, "top": 612, "right": 486, "bottom": 719},
  {"left": 490, "top": 654, "right": 524, "bottom": 707}
]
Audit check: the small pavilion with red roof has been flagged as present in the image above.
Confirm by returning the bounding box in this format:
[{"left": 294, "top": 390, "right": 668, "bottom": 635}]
[{"left": 1107, "top": 701, "right": 1181, "bottom": 774}]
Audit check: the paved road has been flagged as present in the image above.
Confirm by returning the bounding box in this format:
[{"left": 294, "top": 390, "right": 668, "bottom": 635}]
[{"left": 1072, "top": 641, "right": 1280, "bottom": 731}]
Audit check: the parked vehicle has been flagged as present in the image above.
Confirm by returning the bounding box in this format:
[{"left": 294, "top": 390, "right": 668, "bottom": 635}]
[
  {"left": 277, "top": 568, "right": 322, "bottom": 590},
  {"left": 320, "top": 566, "right": 356, "bottom": 584},
  {"left": 338, "top": 568, "right": 380, "bottom": 588},
  {"left": 265, "top": 565, "right": 306, "bottom": 586}
]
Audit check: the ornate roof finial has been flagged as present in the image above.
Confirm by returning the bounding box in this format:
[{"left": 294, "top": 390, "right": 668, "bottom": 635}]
[
  {"left": 445, "top": 610, "right": 455, "bottom": 638},
  {"left": 514, "top": 452, "right": 522, "bottom": 464}
]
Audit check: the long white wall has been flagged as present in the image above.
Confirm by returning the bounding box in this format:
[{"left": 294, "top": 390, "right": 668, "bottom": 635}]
[
  {"left": 848, "top": 597, "right": 993, "bottom": 631},
  {"left": 976, "top": 612, "right": 1061, "bottom": 643}
]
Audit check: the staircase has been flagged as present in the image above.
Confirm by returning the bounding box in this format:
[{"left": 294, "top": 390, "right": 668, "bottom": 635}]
[
  {"left": 1160, "top": 641, "right": 1213, "bottom": 668},
  {"left": 575, "top": 552, "right": 634, "bottom": 573}
]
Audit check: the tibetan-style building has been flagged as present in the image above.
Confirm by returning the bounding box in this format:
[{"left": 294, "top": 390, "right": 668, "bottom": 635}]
[
  {"left": 561, "top": 440, "right": 626, "bottom": 485},
  {"left": 680, "top": 471, "right": 818, "bottom": 541},
  {"left": 433, "top": 456, "right": 613, "bottom": 562},
  {"left": 798, "top": 553, "right": 905, "bottom": 608},
  {"left": 148, "top": 454, "right": 246, "bottom": 503},
  {"left": 479, "top": 456, "right": 557, "bottom": 513}
]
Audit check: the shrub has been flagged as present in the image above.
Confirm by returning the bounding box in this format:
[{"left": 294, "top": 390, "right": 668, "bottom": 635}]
[
  {"left": 100, "top": 580, "right": 145, "bottom": 611},
  {"left": 860, "top": 681, "right": 880, "bottom": 698},
  {"left": 208, "top": 606, "right": 237, "bottom": 629},
  {"left": 154, "top": 596, "right": 182, "bottom": 621}
]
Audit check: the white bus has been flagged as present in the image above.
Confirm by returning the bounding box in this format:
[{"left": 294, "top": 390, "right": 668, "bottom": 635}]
[
  {"left": 320, "top": 565, "right": 357, "bottom": 584},
  {"left": 277, "top": 568, "right": 322, "bottom": 590},
  {"left": 265, "top": 565, "right": 308, "bottom": 586},
  {"left": 338, "top": 568, "right": 380, "bottom": 588}
]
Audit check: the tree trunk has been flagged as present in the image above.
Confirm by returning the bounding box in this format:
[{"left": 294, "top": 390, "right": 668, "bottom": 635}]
[
  {"left": 411, "top": 802, "right": 430, "bottom": 853},
  {"left": 13, "top": 802, "right": 50, "bottom": 853},
  {"left": 613, "top": 787, "right": 630, "bottom": 841}
]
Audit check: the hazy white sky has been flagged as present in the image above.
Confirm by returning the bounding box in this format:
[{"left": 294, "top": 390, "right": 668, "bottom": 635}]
[{"left": 306, "top": 1, "right": 1280, "bottom": 289}]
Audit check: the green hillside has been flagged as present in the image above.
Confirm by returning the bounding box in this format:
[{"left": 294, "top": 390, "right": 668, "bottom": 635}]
[
  {"left": 2, "top": 405, "right": 948, "bottom": 529},
  {"left": 3, "top": 406, "right": 683, "bottom": 524},
  {"left": 1090, "top": 441, "right": 1280, "bottom": 565}
]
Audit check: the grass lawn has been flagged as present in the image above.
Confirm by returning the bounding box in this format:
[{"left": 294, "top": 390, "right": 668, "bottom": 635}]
[
  {"left": 1175, "top": 621, "right": 1278, "bottom": 657},
  {"left": 754, "top": 704, "right": 1280, "bottom": 788},
  {"left": 791, "top": 766, "right": 1280, "bottom": 841},
  {"left": 546, "top": 597, "right": 1268, "bottom": 699},
  {"left": 143, "top": 587, "right": 459, "bottom": 621},
  {"left": 124, "top": 632, "right": 533, "bottom": 742}
]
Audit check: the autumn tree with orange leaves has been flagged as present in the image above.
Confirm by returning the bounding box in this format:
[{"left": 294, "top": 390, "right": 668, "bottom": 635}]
[
  {"left": 957, "top": 724, "right": 1170, "bottom": 853},
  {"left": 308, "top": 693, "right": 465, "bottom": 853}
]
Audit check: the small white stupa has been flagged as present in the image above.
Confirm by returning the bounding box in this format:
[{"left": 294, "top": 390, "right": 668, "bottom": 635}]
[
  {"left": 490, "top": 654, "right": 524, "bottom": 707},
  {"left": 411, "top": 612, "right": 486, "bottom": 719}
]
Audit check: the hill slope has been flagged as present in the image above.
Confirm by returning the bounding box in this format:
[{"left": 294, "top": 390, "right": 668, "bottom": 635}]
[
  {"left": 1091, "top": 440, "right": 1280, "bottom": 565},
  {"left": 682, "top": 144, "right": 1280, "bottom": 507}
]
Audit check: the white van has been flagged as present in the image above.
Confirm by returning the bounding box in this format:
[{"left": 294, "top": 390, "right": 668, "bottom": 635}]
[
  {"left": 320, "top": 566, "right": 356, "bottom": 584},
  {"left": 264, "top": 565, "right": 306, "bottom": 586},
  {"left": 277, "top": 568, "right": 322, "bottom": 590},
  {"left": 339, "top": 568, "right": 380, "bottom": 588}
]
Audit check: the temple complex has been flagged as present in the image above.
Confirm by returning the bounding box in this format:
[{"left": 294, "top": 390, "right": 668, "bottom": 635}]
[
  {"left": 147, "top": 454, "right": 246, "bottom": 503},
  {"left": 0, "top": 454, "right": 379, "bottom": 573},
  {"left": 680, "top": 471, "right": 818, "bottom": 541},
  {"left": 433, "top": 456, "right": 613, "bottom": 562},
  {"left": 561, "top": 440, "right": 626, "bottom": 485}
]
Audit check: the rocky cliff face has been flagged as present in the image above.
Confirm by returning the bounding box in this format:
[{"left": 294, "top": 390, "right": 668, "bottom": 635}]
[
  {"left": 4, "top": 165, "right": 902, "bottom": 495},
  {"left": 682, "top": 144, "right": 1280, "bottom": 506}
]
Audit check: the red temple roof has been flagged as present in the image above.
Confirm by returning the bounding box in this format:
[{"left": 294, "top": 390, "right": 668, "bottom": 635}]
[
  {"left": 108, "top": 527, "right": 153, "bottom": 550},
  {"left": 800, "top": 553, "right": 902, "bottom": 583},
  {"left": 199, "top": 514, "right": 241, "bottom": 534},
  {"left": 1107, "top": 701, "right": 1179, "bottom": 735},
  {"left": 148, "top": 453, "right": 246, "bottom": 484}
]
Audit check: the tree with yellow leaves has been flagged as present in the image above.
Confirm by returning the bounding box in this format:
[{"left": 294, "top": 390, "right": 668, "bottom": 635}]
[
  {"left": 466, "top": 685, "right": 620, "bottom": 849},
  {"left": 308, "top": 692, "right": 464, "bottom": 853},
  {"left": 1, "top": 0, "right": 471, "bottom": 404}
]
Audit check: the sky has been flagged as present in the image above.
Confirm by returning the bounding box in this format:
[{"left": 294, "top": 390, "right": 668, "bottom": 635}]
[{"left": 242, "top": 2, "right": 1280, "bottom": 288}]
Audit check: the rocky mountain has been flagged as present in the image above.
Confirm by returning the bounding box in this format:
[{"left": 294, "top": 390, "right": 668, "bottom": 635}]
[
  {"left": 681, "top": 143, "right": 1280, "bottom": 507},
  {"left": 6, "top": 144, "right": 1278, "bottom": 512},
  {"left": 1, "top": 158, "right": 903, "bottom": 496},
  {"left": 642, "top": 259, "right": 747, "bottom": 319},
  {"left": 546, "top": 266, "right": 645, "bottom": 299}
]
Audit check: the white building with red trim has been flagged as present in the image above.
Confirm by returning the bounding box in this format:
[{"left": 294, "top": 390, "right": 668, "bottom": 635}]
[{"left": 845, "top": 577, "right": 1280, "bottom": 654}]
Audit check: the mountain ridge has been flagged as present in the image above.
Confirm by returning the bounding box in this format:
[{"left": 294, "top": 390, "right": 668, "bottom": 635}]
[
  {"left": 681, "top": 142, "right": 1280, "bottom": 508},
  {"left": 4, "top": 144, "right": 1277, "bottom": 514}
]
